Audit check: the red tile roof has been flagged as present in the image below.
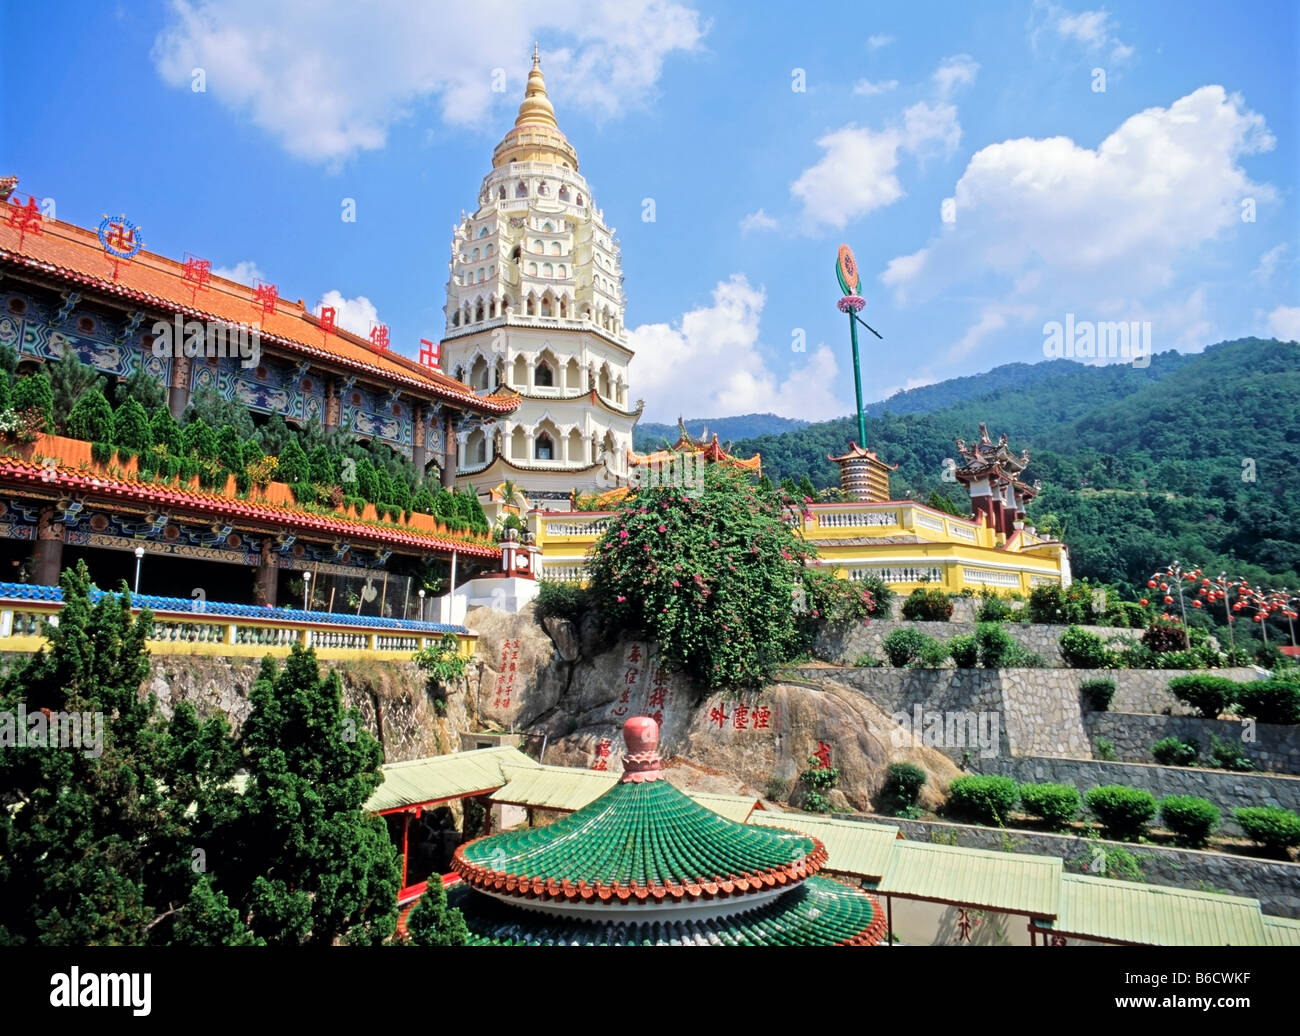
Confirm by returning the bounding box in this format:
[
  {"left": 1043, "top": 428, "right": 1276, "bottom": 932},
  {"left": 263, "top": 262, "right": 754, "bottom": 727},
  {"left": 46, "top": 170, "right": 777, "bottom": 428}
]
[{"left": 0, "top": 213, "right": 518, "bottom": 416}]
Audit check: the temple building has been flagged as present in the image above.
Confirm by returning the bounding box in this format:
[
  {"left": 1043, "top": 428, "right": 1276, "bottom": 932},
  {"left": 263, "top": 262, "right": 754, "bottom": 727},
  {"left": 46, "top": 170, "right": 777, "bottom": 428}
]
[
  {"left": 442, "top": 717, "right": 888, "bottom": 945},
  {"left": 0, "top": 177, "right": 514, "bottom": 608},
  {"left": 952, "top": 423, "right": 1039, "bottom": 538},
  {"left": 828, "top": 441, "right": 896, "bottom": 502},
  {"left": 440, "top": 47, "right": 641, "bottom": 508}
]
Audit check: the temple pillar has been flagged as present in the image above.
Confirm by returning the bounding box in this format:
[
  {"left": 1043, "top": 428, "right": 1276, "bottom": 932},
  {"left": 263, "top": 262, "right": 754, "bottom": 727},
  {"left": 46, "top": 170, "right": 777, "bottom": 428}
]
[
  {"left": 324, "top": 378, "right": 341, "bottom": 432},
  {"left": 33, "top": 507, "right": 63, "bottom": 586},
  {"left": 412, "top": 405, "right": 426, "bottom": 474},
  {"left": 255, "top": 538, "right": 278, "bottom": 606},
  {"left": 168, "top": 354, "right": 191, "bottom": 421},
  {"left": 442, "top": 411, "right": 456, "bottom": 489}
]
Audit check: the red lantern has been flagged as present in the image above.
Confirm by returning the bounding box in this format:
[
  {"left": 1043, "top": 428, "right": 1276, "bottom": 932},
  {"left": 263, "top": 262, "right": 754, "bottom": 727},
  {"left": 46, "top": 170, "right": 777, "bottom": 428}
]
[
  {"left": 1192, "top": 600, "right": 1202, "bottom": 608},
  {"left": 1139, "top": 598, "right": 1149, "bottom": 606},
  {"left": 1160, "top": 583, "right": 1169, "bottom": 591},
  {"left": 1147, "top": 580, "right": 1157, "bottom": 589},
  {"left": 1164, "top": 596, "right": 1173, "bottom": 604}
]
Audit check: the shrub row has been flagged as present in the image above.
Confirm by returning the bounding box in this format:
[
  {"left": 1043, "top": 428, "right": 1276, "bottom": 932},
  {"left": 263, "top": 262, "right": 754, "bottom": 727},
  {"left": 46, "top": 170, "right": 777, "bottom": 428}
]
[
  {"left": 880, "top": 623, "right": 1044, "bottom": 668},
  {"left": 1168, "top": 674, "right": 1300, "bottom": 724}
]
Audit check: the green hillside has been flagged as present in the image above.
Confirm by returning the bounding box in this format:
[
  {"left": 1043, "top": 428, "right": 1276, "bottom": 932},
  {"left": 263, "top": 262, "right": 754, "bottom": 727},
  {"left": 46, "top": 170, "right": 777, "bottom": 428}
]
[
  {"left": 729, "top": 338, "right": 1300, "bottom": 596},
  {"left": 633, "top": 413, "right": 808, "bottom": 451}
]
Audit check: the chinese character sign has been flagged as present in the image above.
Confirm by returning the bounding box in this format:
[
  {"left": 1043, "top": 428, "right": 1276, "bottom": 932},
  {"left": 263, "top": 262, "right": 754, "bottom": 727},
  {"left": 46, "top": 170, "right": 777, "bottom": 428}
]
[
  {"left": 609, "top": 642, "right": 645, "bottom": 719},
  {"left": 370, "top": 323, "right": 390, "bottom": 351},
  {"left": 705, "top": 700, "right": 772, "bottom": 732},
  {"left": 253, "top": 282, "right": 278, "bottom": 317},
  {"left": 319, "top": 305, "right": 337, "bottom": 334},
  {"left": 419, "top": 338, "right": 439, "bottom": 368},
  {"left": 813, "top": 740, "right": 832, "bottom": 769},
  {"left": 592, "top": 737, "right": 612, "bottom": 771},
  {"left": 7, "top": 195, "right": 43, "bottom": 248}
]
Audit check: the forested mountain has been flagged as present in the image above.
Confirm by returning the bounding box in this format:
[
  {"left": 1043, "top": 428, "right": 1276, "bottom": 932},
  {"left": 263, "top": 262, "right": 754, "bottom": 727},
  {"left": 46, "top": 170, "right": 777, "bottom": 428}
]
[
  {"left": 633, "top": 413, "right": 807, "bottom": 450},
  {"left": 724, "top": 339, "right": 1299, "bottom": 596}
]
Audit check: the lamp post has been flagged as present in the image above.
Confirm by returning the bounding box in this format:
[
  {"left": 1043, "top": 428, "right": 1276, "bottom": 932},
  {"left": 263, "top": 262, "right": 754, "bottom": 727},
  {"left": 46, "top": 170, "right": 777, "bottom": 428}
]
[
  {"left": 302, "top": 571, "right": 311, "bottom": 612},
  {"left": 418, "top": 587, "right": 426, "bottom": 623},
  {"left": 133, "top": 545, "right": 145, "bottom": 596}
]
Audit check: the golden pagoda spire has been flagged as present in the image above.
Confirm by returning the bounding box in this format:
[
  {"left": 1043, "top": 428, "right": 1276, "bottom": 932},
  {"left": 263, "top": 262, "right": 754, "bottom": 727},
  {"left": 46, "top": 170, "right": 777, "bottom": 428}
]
[{"left": 492, "top": 45, "right": 578, "bottom": 169}]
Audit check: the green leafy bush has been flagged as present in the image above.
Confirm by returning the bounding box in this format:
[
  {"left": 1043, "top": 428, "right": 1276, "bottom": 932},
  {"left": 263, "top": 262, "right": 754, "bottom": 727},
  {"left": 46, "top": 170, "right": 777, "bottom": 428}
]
[
  {"left": 882, "top": 628, "right": 933, "bottom": 667},
  {"left": 852, "top": 652, "right": 881, "bottom": 668},
  {"left": 1085, "top": 785, "right": 1157, "bottom": 840},
  {"left": 1234, "top": 806, "right": 1300, "bottom": 855},
  {"left": 946, "top": 775, "right": 1018, "bottom": 825},
  {"left": 1160, "top": 796, "right": 1219, "bottom": 848},
  {"left": 1207, "top": 732, "right": 1255, "bottom": 772},
  {"left": 976, "top": 591, "right": 1014, "bottom": 622},
  {"left": 11, "top": 371, "right": 53, "bottom": 433},
  {"left": 880, "top": 762, "right": 926, "bottom": 816},
  {"left": 114, "top": 397, "right": 152, "bottom": 453},
  {"left": 1094, "top": 737, "right": 1116, "bottom": 761},
  {"left": 802, "top": 568, "right": 886, "bottom": 624},
  {"left": 917, "top": 638, "right": 950, "bottom": 668},
  {"left": 900, "top": 588, "right": 953, "bottom": 622},
  {"left": 799, "top": 756, "right": 840, "bottom": 814},
  {"left": 90, "top": 440, "right": 113, "bottom": 465},
  {"left": 535, "top": 579, "right": 589, "bottom": 624},
  {"left": 1058, "top": 626, "right": 1112, "bottom": 668},
  {"left": 1167, "top": 674, "right": 1238, "bottom": 719},
  {"left": 1151, "top": 736, "right": 1200, "bottom": 767},
  {"left": 1080, "top": 678, "right": 1116, "bottom": 711},
  {"left": 64, "top": 387, "right": 115, "bottom": 442},
  {"left": 1142, "top": 617, "right": 1190, "bottom": 653},
  {"left": 1008, "top": 646, "right": 1047, "bottom": 668},
  {"left": 948, "top": 634, "right": 979, "bottom": 668},
  {"left": 975, "top": 622, "right": 1017, "bottom": 668},
  {"left": 1235, "top": 679, "right": 1300, "bottom": 725},
  {"left": 1018, "top": 783, "right": 1081, "bottom": 830}
]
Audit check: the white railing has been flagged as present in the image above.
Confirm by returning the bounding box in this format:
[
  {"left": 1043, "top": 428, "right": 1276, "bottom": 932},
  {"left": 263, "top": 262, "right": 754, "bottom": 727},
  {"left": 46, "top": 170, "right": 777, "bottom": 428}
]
[
  {"left": 849, "top": 566, "right": 944, "bottom": 584},
  {"left": 914, "top": 511, "right": 945, "bottom": 531},
  {"left": 816, "top": 510, "right": 898, "bottom": 529},
  {"left": 963, "top": 567, "right": 1021, "bottom": 587},
  {"left": 1030, "top": 575, "right": 1061, "bottom": 587},
  {"left": 545, "top": 520, "right": 611, "bottom": 537},
  {"left": 949, "top": 523, "right": 977, "bottom": 541},
  {"left": 543, "top": 565, "right": 588, "bottom": 583}
]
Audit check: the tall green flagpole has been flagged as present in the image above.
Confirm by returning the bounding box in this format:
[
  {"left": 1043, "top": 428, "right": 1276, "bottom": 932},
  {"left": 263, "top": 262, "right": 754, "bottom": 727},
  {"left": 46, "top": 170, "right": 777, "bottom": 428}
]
[
  {"left": 835, "top": 243, "right": 874, "bottom": 446},
  {"left": 848, "top": 307, "right": 867, "bottom": 447}
]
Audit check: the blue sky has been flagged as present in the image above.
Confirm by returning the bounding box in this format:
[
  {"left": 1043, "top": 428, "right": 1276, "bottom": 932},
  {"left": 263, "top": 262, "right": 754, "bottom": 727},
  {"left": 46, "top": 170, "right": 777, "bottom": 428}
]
[{"left": 2, "top": 0, "right": 1296, "bottom": 422}]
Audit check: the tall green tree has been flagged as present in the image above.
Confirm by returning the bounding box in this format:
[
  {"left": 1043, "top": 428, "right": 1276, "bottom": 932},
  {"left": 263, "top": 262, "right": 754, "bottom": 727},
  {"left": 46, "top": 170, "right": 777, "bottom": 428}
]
[
  {"left": 114, "top": 398, "right": 153, "bottom": 452},
  {"left": 0, "top": 561, "right": 235, "bottom": 945},
  {"left": 115, "top": 365, "right": 167, "bottom": 412},
  {"left": 11, "top": 370, "right": 53, "bottom": 432},
  {"left": 201, "top": 647, "right": 400, "bottom": 945},
  {"left": 64, "top": 387, "right": 115, "bottom": 443},
  {"left": 46, "top": 352, "right": 104, "bottom": 427}
]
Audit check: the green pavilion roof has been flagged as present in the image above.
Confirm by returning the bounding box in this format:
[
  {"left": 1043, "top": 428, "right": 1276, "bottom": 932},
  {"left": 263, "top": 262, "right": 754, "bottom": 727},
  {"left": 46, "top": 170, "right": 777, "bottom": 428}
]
[
  {"left": 446, "top": 875, "right": 886, "bottom": 946},
  {"left": 454, "top": 776, "right": 823, "bottom": 903}
]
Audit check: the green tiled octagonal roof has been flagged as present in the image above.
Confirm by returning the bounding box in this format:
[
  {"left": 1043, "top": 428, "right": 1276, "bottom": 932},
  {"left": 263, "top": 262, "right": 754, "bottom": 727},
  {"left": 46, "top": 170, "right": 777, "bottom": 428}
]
[
  {"left": 447, "top": 876, "right": 887, "bottom": 946},
  {"left": 453, "top": 778, "right": 824, "bottom": 902}
]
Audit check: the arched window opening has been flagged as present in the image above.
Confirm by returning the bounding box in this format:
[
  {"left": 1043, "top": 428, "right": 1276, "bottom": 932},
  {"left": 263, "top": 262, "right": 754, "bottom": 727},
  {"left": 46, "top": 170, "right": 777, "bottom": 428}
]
[
  {"left": 535, "top": 432, "right": 553, "bottom": 461},
  {"left": 535, "top": 361, "right": 554, "bottom": 387}
]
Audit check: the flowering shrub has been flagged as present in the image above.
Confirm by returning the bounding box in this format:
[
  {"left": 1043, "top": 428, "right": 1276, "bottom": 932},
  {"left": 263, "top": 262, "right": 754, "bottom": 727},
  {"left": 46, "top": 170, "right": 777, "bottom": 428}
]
[{"left": 587, "top": 464, "right": 813, "bottom": 690}]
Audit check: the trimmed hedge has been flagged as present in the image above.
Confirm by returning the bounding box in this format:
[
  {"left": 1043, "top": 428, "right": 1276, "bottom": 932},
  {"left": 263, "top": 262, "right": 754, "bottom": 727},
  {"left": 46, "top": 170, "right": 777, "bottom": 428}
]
[
  {"left": 1167, "top": 675, "right": 1239, "bottom": 719},
  {"left": 946, "top": 775, "right": 1018, "bottom": 826},
  {"left": 975, "top": 622, "right": 1016, "bottom": 668},
  {"left": 1018, "top": 783, "right": 1081, "bottom": 830},
  {"left": 1058, "top": 625, "right": 1111, "bottom": 668},
  {"left": 1233, "top": 806, "right": 1300, "bottom": 854},
  {"left": 1159, "top": 795, "right": 1219, "bottom": 848},
  {"left": 1235, "top": 679, "right": 1300, "bottom": 725},
  {"left": 948, "top": 634, "right": 978, "bottom": 668},
  {"left": 900, "top": 588, "right": 953, "bottom": 622},
  {"left": 882, "top": 628, "right": 933, "bottom": 667},
  {"left": 1085, "top": 784, "right": 1157, "bottom": 840}
]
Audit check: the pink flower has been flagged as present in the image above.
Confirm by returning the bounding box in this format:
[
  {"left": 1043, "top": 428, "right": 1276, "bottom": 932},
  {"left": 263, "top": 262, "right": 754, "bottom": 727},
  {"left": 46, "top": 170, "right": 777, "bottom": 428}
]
[
  {"left": 619, "top": 530, "right": 628, "bottom": 539},
  {"left": 657, "top": 524, "right": 666, "bottom": 533},
  {"left": 617, "top": 595, "right": 627, "bottom": 603},
  {"left": 672, "top": 579, "right": 680, "bottom": 587}
]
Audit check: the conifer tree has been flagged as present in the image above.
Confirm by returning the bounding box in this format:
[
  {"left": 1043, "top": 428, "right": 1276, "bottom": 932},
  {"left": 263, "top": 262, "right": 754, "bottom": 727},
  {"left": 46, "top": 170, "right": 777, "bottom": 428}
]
[
  {"left": 149, "top": 407, "right": 181, "bottom": 454},
  {"left": 278, "top": 438, "right": 310, "bottom": 485},
  {"left": 46, "top": 352, "right": 104, "bottom": 426},
  {"left": 65, "top": 387, "right": 115, "bottom": 442},
  {"left": 404, "top": 875, "right": 468, "bottom": 946},
  {"left": 11, "top": 371, "right": 53, "bottom": 432},
  {"left": 114, "top": 397, "right": 153, "bottom": 452}
]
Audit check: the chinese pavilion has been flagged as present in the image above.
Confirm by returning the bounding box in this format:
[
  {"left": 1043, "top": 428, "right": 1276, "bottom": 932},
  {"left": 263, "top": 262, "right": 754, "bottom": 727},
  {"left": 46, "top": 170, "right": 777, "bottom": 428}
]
[
  {"left": 443, "top": 716, "right": 888, "bottom": 945},
  {"left": 828, "top": 441, "right": 896, "bottom": 502},
  {"left": 952, "top": 423, "right": 1040, "bottom": 537},
  {"left": 439, "top": 47, "right": 641, "bottom": 508}
]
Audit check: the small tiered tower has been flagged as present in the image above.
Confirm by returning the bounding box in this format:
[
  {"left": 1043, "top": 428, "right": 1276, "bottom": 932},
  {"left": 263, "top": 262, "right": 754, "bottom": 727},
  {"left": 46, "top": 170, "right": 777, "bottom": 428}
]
[
  {"left": 953, "top": 423, "right": 1041, "bottom": 537},
  {"left": 827, "top": 442, "right": 896, "bottom": 502},
  {"left": 439, "top": 45, "right": 640, "bottom": 508}
]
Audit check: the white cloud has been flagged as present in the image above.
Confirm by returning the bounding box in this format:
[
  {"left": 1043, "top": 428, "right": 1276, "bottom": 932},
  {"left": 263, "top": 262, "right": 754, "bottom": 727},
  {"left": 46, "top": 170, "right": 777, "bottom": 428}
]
[
  {"left": 628, "top": 275, "right": 847, "bottom": 421},
  {"left": 1253, "top": 243, "right": 1288, "bottom": 281},
  {"left": 739, "top": 208, "right": 778, "bottom": 233},
  {"left": 1033, "top": 2, "right": 1135, "bottom": 63},
  {"left": 315, "top": 290, "right": 380, "bottom": 337},
  {"left": 152, "top": 0, "right": 706, "bottom": 163},
  {"left": 932, "top": 54, "right": 979, "bottom": 98},
  {"left": 882, "top": 86, "right": 1275, "bottom": 303},
  {"left": 211, "top": 260, "right": 265, "bottom": 286},
  {"left": 868, "top": 33, "right": 894, "bottom": 49},
  {"left": 1266, "top": 305, "right": 1300, "bottom": 342},
  {"left": 853, "top": 78, "right": 898, "bottom": 96}
]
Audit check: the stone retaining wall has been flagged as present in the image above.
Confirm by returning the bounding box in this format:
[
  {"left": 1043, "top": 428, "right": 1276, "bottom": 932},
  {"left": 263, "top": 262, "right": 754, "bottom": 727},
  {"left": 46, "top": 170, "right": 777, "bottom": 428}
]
[
  {"left": 1084, "top": 712, "right": 1300, "bottom": 775},
  {"left": 785, "top": 665, "right": 1260, "bottom": 764},
  {"left": 861, "top": 815, "right": 1300, "bottom": 919},
  {"left": 980, "top": 755, "right": 1300, "bottom": 835}
]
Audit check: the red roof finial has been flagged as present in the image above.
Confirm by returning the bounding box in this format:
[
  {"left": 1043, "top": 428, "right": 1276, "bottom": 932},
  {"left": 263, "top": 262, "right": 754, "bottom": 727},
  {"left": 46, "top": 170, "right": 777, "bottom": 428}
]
[{"left": 621, "top": 716, "right": 662, "bottom": 783}]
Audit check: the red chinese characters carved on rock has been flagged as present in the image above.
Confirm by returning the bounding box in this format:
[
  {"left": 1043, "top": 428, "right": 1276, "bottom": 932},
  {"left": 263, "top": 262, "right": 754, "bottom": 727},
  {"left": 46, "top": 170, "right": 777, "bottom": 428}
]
[
  {"left": 813, "top": 740, "right": 832, "bottom": 769},
  {"left": 610, "top": 643, "right": 644, "bottom": 719},
  {"left": 591, "top": 736, "right": 612, "bottom": 771},
  {"left": 708, "top": 701, "right": 772, "bottom": 731},
  {"left": 493, "top": 637, "right": 521, "bottom": 709}
]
